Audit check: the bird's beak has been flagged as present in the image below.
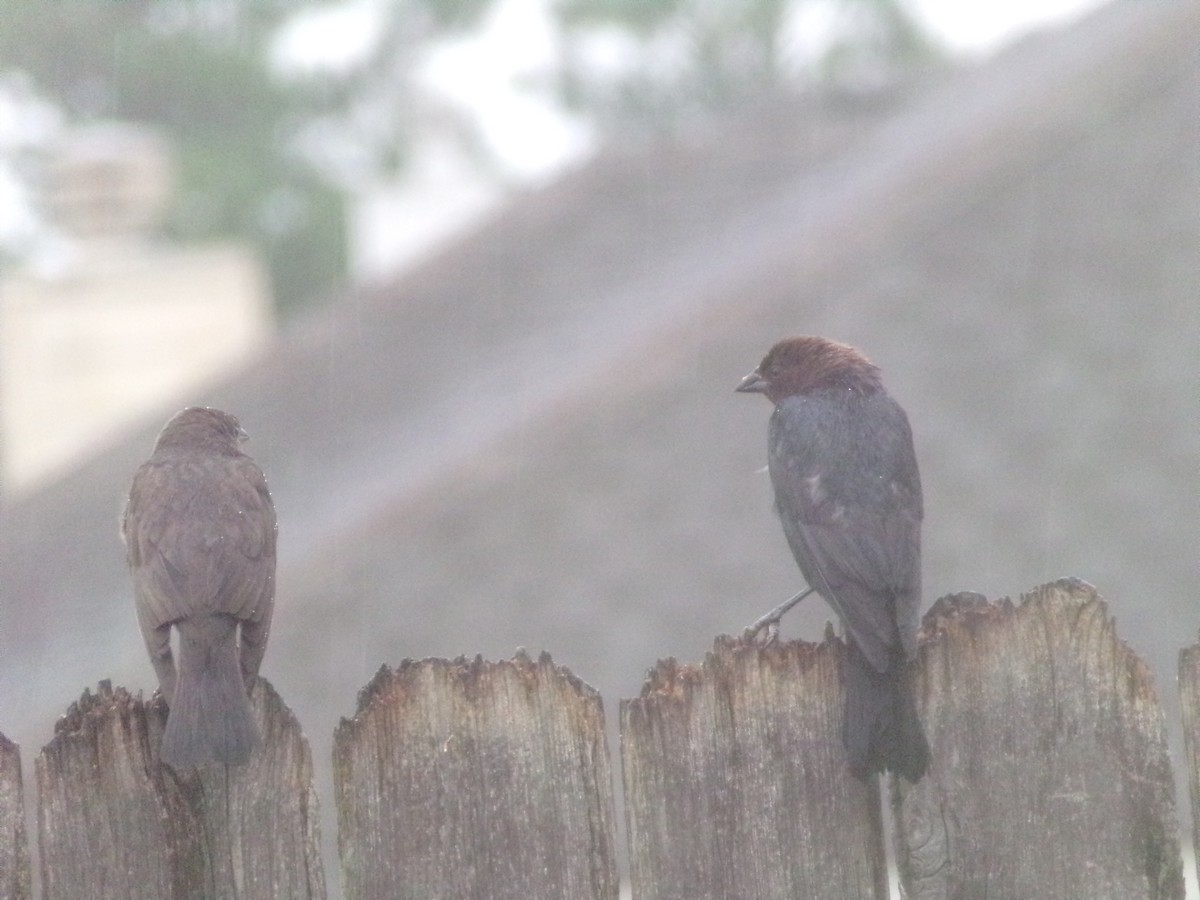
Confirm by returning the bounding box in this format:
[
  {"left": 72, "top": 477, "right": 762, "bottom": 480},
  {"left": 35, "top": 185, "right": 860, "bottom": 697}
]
[{"left": 735, "top": 371, "right": 767, "bottom": 393}]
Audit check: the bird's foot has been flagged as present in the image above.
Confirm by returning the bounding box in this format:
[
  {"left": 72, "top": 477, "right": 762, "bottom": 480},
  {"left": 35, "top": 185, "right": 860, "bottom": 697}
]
[
  {"left": 743, "top": 615, "right": 782, "bottom": 646},
  {"left": 741, "top": 586, "right": 815, "bottom": 646}
]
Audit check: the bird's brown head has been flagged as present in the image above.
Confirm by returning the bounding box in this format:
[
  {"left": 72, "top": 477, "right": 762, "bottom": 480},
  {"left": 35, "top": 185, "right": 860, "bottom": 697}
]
[
  {"left": 153, "top": 406, "right": 248, "bottom": 454},
  {"left": 736, "top": 336, "right": 882, "bottom": 404}
]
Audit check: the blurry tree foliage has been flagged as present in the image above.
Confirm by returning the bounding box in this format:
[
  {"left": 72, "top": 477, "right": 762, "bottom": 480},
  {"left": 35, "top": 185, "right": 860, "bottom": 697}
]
[
  {"left": 0, "top": 1, "right": 335, "bottom": 315},
  {"left": 0, "top": 0, "right": 936, "bottom": 313},
  {"left": 0, "top": 0, "right": 487, "bottom": 316},
  {"left": 550, "top": 0, "right": 942, "bottom": 129}
]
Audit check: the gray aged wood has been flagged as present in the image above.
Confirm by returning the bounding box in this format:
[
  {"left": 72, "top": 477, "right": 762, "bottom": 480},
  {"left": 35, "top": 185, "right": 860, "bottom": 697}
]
[
  {"left": 0, "top": 732, "right": 30, "bottom": 900},
  {"left": 1178, "top": 637, "right": 1200, "bottom": 889},
  {"left": 621, "top": 634, "right": 886, "bottom": 900},
  {"left": 895, "top": 579, "right": 1183, "bottom": 899},
  {"left": 333, "top": 650, "right": 619, "bottom": 900},
  {"left": 36, "top": 679, "right": 325, "bottom": 900}
]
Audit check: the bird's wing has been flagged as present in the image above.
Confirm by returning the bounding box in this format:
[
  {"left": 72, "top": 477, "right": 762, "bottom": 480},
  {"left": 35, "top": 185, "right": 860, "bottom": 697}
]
[
  {"left": 228, "top": 456, "right": 277, "bottom": 627},
  {"left": 124, "top": 460, "right": 192, "bottom": 627},
  {"left": 770, "top": 396, "right": 922, "bottom": 671},
  {"left": 123, "top": 455, "right": 276, "bottom": 625}
]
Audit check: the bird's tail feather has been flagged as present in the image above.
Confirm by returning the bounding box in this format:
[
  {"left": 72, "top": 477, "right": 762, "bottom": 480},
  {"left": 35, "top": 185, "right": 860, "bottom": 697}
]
[
  {"left": 842, "top": 641, "right": 929, "bottom": 782},
  {"left": 161, "top": 616, "right": 259, "bottom": 769}
]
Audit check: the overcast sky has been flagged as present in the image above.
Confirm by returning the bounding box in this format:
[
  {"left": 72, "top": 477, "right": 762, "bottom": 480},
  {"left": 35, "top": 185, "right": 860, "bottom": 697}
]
[
  {"left": 0, "top": 0, "right": 1109, "bottom": 262},
  {"left": 280, "top": 0, "right": 1109, "bottom": 178}
]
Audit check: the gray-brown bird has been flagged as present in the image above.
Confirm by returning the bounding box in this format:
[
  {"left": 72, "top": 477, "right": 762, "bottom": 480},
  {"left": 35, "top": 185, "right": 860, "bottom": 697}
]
[
  {"left": 123, "top": 407, "right": 276, "bottom": 768},
  {"left": 737, "top": 336, "right": 929, "bottom": 782}
]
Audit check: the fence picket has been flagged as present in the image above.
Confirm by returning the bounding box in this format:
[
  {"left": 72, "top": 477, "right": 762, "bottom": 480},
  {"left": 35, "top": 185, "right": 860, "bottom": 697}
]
[
  {"left": 333, "top": 651, "right": 619, "bottom": 900},
  {"left": 622, "top": 635, "right": 887, "bottom": 900},
  {"left": 0, "top": 733, "right": 29, "bottom": 900},
  {"left": 35, "top": 680, "right": 325, "bottom": 900},
  {"left": 896, "top": 579, "right": 1183, "bottom": 899}
]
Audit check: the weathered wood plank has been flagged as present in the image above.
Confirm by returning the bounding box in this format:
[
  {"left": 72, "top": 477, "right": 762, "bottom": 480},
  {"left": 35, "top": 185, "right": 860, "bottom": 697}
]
[
  {"left": 895, "top": 579, "right": 1182, "bottom": 899},
  {"left": 333, "top": 651, "right": 619, "bottom": 900},
  {"left": 621, "top": 634, "right": 886, "bottom": 900},
  {"left": 1178, "top": 637, "right": 1200, "bottom": 889},
  {"left": 0, "top": 732, "right": 30, "bottom": 900},
  {"left": 36, "top": 679, "right": 325, "bottom": 900}
]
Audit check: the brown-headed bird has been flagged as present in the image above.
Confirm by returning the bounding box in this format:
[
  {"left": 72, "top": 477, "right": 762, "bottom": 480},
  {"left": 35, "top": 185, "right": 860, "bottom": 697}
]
[
  {"left": 737, "top": 336, "right": 929, "bottom": 782},
  {"left": 122, "top": 407, "right": 276, "bottom": 768}
]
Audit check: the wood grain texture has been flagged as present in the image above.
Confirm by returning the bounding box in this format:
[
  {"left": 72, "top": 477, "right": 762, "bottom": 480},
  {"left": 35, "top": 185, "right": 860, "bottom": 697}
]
[
  {"left": 333, "top": 651, "right": 618, "bottom": 900},
  {"left": 895, "top": 579, "right": 1183, "bottom": 900},
  {"left": 0, "top": 732, "right": 29, "bottom": 900},
  {"left": 1178, "top": 638, "right": 1200, "bottom": 890},
  {"left": 621, "top": 633, "right": 886, "bottom": 900},
  {"left": 36, "top": 679, "right": 325, "bottom": 900}
]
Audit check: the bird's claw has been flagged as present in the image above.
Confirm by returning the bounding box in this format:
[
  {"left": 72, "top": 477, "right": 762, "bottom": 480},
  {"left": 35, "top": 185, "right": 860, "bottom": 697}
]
[
  {"left": 742, "top": 586, "right": 815, "bottom": 647},
  {"left": 743, "top": 617, "right": 782, "bottom": 646}
]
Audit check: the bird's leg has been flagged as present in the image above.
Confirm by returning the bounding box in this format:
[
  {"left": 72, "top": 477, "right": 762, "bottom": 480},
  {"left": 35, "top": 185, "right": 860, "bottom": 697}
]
[
  {"left": 744, "top": 586, "right": 815, "bottom": 644},
  {"left": 239, "top": 617, "right": 269, "bottom": 693},
  {"left": 145, "top": 623, "right": 177, "bottom": 704}
]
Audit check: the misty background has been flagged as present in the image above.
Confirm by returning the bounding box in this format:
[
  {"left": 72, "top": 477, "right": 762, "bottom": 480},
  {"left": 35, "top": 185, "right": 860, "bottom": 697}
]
[{"left": 0, "top": 1, "right": 1195, "bottom": 897}]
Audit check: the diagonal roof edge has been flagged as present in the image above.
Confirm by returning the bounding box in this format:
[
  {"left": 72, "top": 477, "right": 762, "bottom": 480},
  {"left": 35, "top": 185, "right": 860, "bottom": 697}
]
[
  {"left": 270, "top": 0, "right": 1199, "bottom": 563},
  {"left": 0, "top": 0, "right": 1192, "bottom": 613}
]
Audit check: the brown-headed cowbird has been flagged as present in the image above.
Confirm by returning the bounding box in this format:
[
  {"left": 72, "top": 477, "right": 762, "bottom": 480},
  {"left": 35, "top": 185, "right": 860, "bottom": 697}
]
[
  {"left": 122, "top": 407, "right": 276, "bottom": 768},
  {"left": 737, "top": 336, "right": 929, "bottom": 782}
]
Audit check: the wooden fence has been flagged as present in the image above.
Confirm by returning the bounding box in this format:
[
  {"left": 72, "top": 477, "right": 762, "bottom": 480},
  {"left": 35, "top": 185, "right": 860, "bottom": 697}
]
[{"left": 1, "top": 578, "right": 1196, "bottom": 899}]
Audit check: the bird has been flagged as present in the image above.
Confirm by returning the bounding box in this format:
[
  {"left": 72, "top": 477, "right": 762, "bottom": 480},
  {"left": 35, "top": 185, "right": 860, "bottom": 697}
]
[
  {"left": 122, "top": 406, "right": 277, "bottom": 768},
  {"left": 736, "top": 336, "right": 929, "bottom": 782}
]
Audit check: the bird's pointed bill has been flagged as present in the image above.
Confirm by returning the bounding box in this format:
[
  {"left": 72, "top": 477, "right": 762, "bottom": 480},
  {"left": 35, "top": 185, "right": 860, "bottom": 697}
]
[{"left": 735, "top": 371, "right": 766, "bottom": 393}]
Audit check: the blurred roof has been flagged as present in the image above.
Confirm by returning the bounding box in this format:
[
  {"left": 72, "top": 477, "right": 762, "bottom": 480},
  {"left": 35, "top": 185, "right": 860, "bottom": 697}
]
[{"left": 1, "top": 0, "right": 1196, "bottom": 795}]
